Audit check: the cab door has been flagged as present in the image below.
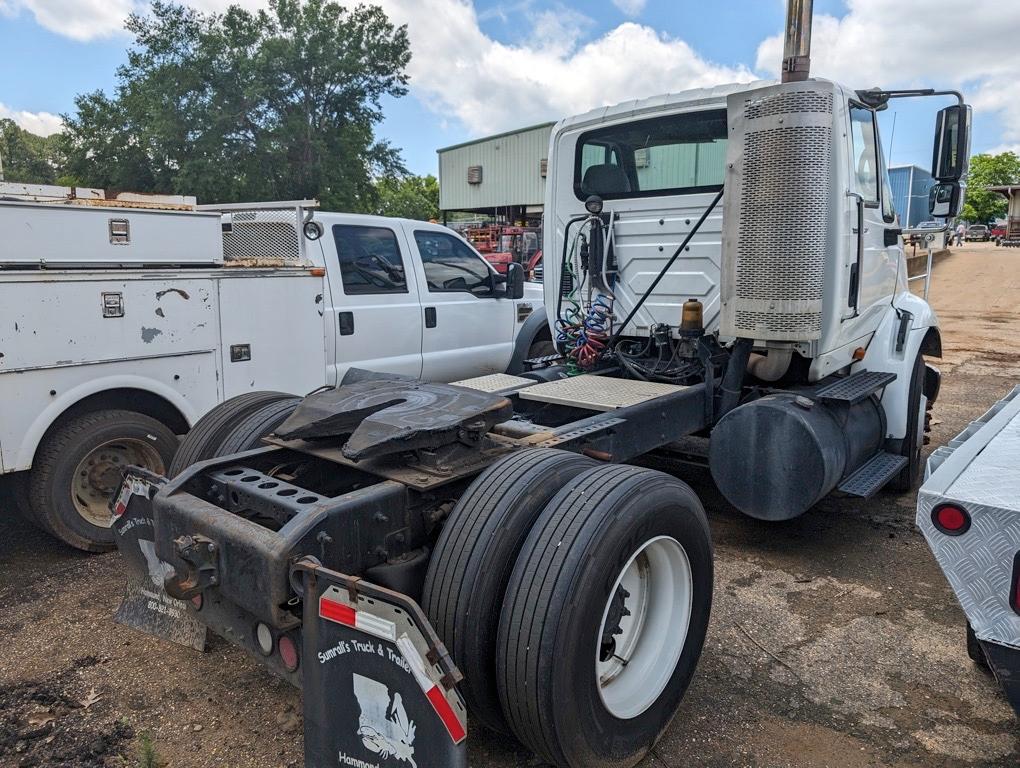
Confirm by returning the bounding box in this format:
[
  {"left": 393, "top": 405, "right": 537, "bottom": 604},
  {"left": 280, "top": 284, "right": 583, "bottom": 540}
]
[
  {"left": 847, "top": 103, "right": 901, "bottom": 328},
  {"left": 322, "top": 220, "right": 423, "bottom": 381},
  {"left": 403, "top": 225, "right": 516, "bottom": 382}
]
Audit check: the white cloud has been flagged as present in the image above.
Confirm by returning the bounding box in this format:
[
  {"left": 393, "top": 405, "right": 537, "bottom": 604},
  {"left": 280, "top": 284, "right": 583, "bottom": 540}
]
[
  {"left": 377, "top": 0, "right": 753, "bottom": 134},
  {"left": 0, "top": 103, "right": 63, "bottom": 136},
  {"left": 1, "top": 0, "right": 135, "bottom": 40},
  {"left": 611, "top": 0, "right": 646, "bottom": 16},
  {"left": 755, "top": 0, "right": 1020, "bottom": 154}
]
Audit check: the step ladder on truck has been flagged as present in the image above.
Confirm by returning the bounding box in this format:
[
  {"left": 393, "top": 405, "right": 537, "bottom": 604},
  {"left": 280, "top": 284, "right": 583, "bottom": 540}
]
[{"left": 108, "top": 2, "right": 977, "bottom": 766}]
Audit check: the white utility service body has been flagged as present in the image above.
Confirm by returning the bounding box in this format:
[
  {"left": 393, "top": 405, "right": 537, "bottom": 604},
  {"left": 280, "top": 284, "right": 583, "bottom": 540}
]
[
  {"left": 1, "top": 191, "right": 546, "bottom": 549},
  {"left": 543, "top": 79, "right": 941, "bottom": 453}
]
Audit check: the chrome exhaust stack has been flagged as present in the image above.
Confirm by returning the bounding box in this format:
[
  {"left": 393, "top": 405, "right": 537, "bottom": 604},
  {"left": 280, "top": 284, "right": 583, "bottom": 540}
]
[{"left": 781, "top": 0, "right": 813, "bottom": 83}]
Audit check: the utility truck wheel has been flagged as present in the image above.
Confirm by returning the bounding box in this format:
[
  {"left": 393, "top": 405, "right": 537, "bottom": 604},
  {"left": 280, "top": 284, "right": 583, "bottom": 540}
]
[
  {"left": 497, "top": 465, "right": 712, "bottom": 768},
  {"left": 891, "top": 353, "right": 926, "bottom": 492},
  {"left": 422, "top": 448, "right": 596, "bottom": 733},
  {"left": 168, "top": 391, "right": 289, "bottom": 477},
  {"left": 5, "top": 472, "right": 52, "bottom": 533},
  {"left": 527, "top": 339, "right": 557, "bottom": 359},
  {"left": 216, "top": 397, "right": 302, "bottom": 455},
  {"left": 30, "top": 410, "right": 177, "bottom": 552}
]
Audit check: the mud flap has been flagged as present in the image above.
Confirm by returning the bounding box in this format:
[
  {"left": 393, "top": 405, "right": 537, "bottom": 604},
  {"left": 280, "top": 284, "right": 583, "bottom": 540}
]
[
  {"left": 294, "top": 559, "right": 467, "bottom": 768},
  {"left": 110, "top": 468, "right": 206, "bottom": 651}
]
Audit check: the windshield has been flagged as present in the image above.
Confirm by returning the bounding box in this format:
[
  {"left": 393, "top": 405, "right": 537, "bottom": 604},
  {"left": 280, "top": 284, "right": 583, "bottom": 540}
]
[{"left": 574, "top": 109, "right": 727, "bottom": 201}]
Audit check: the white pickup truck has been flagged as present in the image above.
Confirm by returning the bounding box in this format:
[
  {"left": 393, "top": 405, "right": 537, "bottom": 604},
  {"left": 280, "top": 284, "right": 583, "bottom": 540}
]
[{"left": 0, "top": 186, "right": 549, "bottom": 551}]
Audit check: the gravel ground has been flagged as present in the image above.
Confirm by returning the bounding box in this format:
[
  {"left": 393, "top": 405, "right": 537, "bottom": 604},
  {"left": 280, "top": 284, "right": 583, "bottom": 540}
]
[{"left": 1, "top": 242, "right": 1018, "bottom": 767}]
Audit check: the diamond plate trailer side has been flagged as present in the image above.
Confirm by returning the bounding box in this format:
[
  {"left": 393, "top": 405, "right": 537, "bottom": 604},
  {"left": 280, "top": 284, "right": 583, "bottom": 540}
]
[{"left": 916, "top": 385, "right": 1020, "bottom": 713}]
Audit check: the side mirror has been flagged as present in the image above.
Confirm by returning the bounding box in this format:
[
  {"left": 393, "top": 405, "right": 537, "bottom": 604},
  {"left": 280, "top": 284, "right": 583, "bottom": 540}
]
[
  {"left": 929, "top": 181, "right": 964, "bottom": 218},
  {"left": 504, "top": 262, "right": 525, "bottom": 299},
  {"left": 931, "top": 104, "right": 972, "bottom": 182}
]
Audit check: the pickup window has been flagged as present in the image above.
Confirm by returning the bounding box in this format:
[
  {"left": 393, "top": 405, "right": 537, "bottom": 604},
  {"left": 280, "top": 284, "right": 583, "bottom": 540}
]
[
  {"left": 413, "top": 230, "right": 494, "bottom": 296},
  {"left": 332, "top": 224, "right": 408, "bottom": 295},
  {"left": 574, "top": 108, "right": 727, "bottom": 201}
]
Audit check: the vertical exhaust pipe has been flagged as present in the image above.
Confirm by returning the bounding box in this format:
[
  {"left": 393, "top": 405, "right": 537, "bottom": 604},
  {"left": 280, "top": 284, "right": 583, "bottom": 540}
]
[{"left": 781, "top": 0, "right": 813, "bottom": 83}]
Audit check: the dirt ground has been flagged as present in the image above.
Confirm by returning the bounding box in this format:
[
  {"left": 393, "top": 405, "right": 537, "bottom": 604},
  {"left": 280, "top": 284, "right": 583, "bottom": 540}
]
[{"left": 2, "top": 242, "right": 1019, "bottom": 768}]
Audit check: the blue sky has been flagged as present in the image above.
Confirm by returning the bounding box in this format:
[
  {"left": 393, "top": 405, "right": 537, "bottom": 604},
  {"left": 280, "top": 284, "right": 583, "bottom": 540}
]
[{"left": 0, "top": 0, "right": 1014, "bottom": 177}]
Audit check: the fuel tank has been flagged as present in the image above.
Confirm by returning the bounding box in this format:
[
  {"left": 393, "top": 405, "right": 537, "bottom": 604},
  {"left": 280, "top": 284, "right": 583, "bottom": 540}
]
[{"left": 709, "top": 393, "right": 884, "bottom": 521}]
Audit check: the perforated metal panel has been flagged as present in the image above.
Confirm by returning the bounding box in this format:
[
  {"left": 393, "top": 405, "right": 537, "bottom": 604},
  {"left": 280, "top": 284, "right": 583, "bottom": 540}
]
[
  {"left": 721, "top": 83, "right": 835, "bottom": 341},
  {"left": 222, "top": 210, "right": 302, "bottom": 264}
]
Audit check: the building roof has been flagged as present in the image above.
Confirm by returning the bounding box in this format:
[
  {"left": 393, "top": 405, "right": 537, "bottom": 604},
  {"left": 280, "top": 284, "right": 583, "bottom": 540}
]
[{"left": 437, "top": 122, "right": 556, "bottom": 154}]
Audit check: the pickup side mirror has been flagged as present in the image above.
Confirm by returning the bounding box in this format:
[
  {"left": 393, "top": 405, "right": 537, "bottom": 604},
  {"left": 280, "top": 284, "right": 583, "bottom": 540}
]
[
  {"left": 929, "top": 181, "right": 964, "bottom": 218},
  {"left": 504, "top": 262, "right": 525, "bottom": 299},
  {"left": 931, "top": 104, "right": 972, "bottom": 182}
]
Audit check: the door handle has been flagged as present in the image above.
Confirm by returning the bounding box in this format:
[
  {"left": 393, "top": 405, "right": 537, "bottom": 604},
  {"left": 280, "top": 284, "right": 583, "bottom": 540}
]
[
  {"left": 884, "top": 227, "right": 902, "bottom": 247},
  {"left": 424, "top": 307, "right": 437, "bottom": 328},
  {"left": 338, "top": 311, "right": 355, "bottom": 336}
]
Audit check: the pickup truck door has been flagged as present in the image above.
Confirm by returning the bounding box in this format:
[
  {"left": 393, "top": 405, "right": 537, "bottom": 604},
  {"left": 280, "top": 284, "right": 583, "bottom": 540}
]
[
  {"left": 322, "top": 221, "right": 423, "bottom": 380},
  {"left": 404, "top": 225, "right": 516, "bottom": 382}
]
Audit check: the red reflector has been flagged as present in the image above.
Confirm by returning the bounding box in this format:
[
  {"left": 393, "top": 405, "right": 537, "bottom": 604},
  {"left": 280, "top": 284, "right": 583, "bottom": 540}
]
[
  {"left": 319, "top": 595, "right": 356, "bottom": 627},
  {"left": 932, "top": 504, "right": 970, "bottom": 535},
  {"left": 426, "top": 685, "right": 466, "bottom": 743},
  {"left": 278, "top": 635, "right": 299, "bottom": 672}
]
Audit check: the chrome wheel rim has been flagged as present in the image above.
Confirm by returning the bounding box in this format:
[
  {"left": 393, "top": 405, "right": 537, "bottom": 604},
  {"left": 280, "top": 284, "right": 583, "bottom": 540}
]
[
  {"left": 72, "top": 438, "right": 165, "bottom": 527},
  {"left": 596, "top": 535, "right": 693, "bottom": 719}
]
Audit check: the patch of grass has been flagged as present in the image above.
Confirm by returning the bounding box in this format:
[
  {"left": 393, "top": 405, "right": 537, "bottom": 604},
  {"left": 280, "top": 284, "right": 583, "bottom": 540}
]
[{"left": 135, "top": 733, "right": 162, "bottom": 768}]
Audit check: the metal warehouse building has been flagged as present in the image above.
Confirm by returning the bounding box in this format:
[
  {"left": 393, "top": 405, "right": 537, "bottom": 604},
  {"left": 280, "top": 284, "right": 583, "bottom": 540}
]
[
  {"left": 437, "top": 122, "right": 554, "bottom": 225},
  {"left": 889, "top": 164, "right": 936, "bottom": 229}
]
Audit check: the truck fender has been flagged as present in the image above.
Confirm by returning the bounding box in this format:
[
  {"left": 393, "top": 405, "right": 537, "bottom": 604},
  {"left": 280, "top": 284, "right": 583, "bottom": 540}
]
[
  {"left": 506, "top": 305, "right": 551, "bottom": 374},
  {"left": 14, "top": 375, "right": 200, "bottom": 472},
  {"left": 855, "top": 292, "right": 941, "bottom": 442}
]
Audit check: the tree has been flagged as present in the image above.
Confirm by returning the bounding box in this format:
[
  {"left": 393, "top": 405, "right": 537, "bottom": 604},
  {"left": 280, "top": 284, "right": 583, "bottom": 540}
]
[
  {"left": 374, "top": 174, "right": 439, "bottom": 220},
  {"left": 0, "top": 119, "right": 62, "bottom": 184},
  {"left": 61, "top": 0, "right": 410, "bottom": 211},
  {"left": 961, "top": 151, "right": 1020, "bottom": 223}
]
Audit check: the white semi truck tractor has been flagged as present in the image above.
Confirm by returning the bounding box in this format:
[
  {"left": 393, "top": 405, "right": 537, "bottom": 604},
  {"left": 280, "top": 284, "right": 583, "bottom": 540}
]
[{"left": 106, "top": 2, "right": 974, "bottom": 766}]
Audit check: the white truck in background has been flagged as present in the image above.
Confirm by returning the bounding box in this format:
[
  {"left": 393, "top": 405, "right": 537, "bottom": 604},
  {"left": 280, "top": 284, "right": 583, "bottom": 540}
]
[{"left": 0, "top": 186, "right": 549, "bottom": 551}]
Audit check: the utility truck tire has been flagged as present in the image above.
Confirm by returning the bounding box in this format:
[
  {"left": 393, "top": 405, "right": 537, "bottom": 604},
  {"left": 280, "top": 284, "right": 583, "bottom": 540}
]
[
  {"left": 168, "top": 391, "right": 289, "bottom": 477},
  {"left": 422, "top": 448, "right": 597, "bottom": 733},
  {"left": 891, "top": 353, "right": 926, "bottom": 492},
  {"left": 216, "top": 397, "right": 302, "bottom": 455},
  {"left": 966, "top": 622, "right": 991, "bottom": 671},
  {"left": 497, "top": 465, "right": 712, "bottom": 768},
  {"left": 527, "top": 339, "right": 557, "bottom": 359},
  {"left": 5, "top": 472, "right": 52, "bottom": 533},
  {"left": 30, "top": 410, "right": 177, "bottom": 552}
]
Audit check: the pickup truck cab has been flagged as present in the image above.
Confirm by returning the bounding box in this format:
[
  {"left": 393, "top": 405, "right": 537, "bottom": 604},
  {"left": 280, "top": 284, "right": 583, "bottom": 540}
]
[{"left": 0, "top": 190, "right": 549, "bottom": 551}]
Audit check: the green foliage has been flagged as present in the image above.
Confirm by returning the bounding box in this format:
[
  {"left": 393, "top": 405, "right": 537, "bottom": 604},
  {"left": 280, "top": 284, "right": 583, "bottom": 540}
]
[
  {"left": 373, "top": 174, "right": 439, "bottom": 220},
  {"left": 135, "top": 733, "right": 161, "bottom": 768},
  {"left": 0, "top": 118, "right": 63, "bottom": 184},
  {"left": 60, "top": 0, "right": 411, "bottom": 210},
  {"left": 961, "top": 151, "right": 1020, "bottom": 223}
]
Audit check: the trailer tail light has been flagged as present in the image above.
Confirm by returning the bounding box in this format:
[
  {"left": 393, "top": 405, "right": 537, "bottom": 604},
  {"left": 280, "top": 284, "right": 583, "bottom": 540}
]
[
  {"left": 931, "top": 503, "right": 971, "bottom": 536},
  {"left": 278, "top": 635, "right": 299, "bottom": 672},
  {"left": 1011, "top": 553, "right": 1020, "bottom": 616}
]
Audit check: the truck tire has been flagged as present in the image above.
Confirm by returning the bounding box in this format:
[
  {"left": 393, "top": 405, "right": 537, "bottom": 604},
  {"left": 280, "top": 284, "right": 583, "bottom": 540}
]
[
  {"left": 216, "top": 397, "right": 302, "bottom": 455},
  {"left": 4, "top": 472, "right": 52, "bottom": 533},
  {"left": 527, "top": 339, "right": 556, "bottom": 359},
  {"left": 891, "top": 352, "right": 926, "bottom": 492},
  {"left": 421, "top": 448, "right": 596, "bottom": 733},
  {"left": 966, "top": 622, "right": 991, "bottom": 671},
  {"left": 168, "top": 391, "right": 290, "bottom": 477},
  {"left": 29, "top": 410, "right": 178, "bottom": 552},
  {"left": 497, "top": 465, "right": 712, "bottom": 768}
]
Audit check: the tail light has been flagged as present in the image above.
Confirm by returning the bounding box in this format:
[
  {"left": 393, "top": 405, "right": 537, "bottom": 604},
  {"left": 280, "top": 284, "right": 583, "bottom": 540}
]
[
  {"left": 931, "top": 503, "right": 970, "bottom": 536},
  {"left": 1011, "top": 553, "right": 1020, "bottom": 616},
  {"left": 255, "top": 622, "right": 274, "bottom": 656},
  {"left": 278, "top": 635, "right": 300, "bottom": 672}
]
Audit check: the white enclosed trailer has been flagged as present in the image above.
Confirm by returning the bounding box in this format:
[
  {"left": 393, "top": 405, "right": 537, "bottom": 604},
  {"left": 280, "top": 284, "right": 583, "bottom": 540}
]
[{"left": 0, "top": 188, "right": 548, "bottom": 551}]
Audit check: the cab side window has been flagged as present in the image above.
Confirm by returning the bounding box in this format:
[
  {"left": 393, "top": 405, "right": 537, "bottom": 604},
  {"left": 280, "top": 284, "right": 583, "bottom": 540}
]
[
  {"left": 332, "top": 225, "right": 408, "bottom": 295},
  {"left": 849, "top": 105, "right": 880, "bottom": 204},
  {"left": 414, "top": 230, "right": 494, "bottom": 296}
]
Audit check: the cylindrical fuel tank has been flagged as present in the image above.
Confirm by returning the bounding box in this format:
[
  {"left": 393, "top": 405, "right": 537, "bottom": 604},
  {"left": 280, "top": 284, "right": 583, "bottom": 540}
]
[{"left": 708, "top": 393, "right": 884, "bottom": 521}]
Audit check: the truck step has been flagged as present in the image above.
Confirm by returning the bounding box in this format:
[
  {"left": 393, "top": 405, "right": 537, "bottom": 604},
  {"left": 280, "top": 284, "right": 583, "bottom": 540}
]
[
  {"left": 838, "top": 451, "right": 908, "bottom": 498},
  {"left": 816, "top": 370, "right": 897, "bottom": 405}
]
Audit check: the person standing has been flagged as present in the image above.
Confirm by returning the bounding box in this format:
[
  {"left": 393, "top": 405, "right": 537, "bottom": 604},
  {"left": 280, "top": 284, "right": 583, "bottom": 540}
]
[{"left": 955, "top": 221, "right": 966, "bottom": 246}]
